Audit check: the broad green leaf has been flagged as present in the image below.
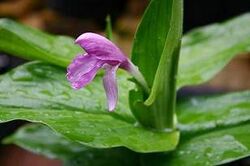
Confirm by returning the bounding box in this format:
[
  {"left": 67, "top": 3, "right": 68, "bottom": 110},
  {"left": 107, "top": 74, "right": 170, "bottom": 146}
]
[
  {"left": 9, "top": 124, "right": 250, "bottom": 166},
  {"left": 4, "top": 124, "right": 139, "bottom": 166},
  {"left": 0, "top": 107, "right": 179, "bottom": 153},
  {"left": 0, "top": 61, "right": 133, "bottom": 118},
  {"left": 141, "top": 123, "right": 250, "bottom": 166},
  {"left": 168, "top": 123, "right": 250, "bottom": 165},
  {"left": 0, "top": 19, "right": 81, "bottom": 67},
  {"left": 140, "top": 91, "right": 250, "bottom": 165},
  {"left": 177, "top": 91, "right": 250, "bottom": 133},
  {"left": 3, "top": 124, "right": 87, "bottom": 159},
  {"left": 7, "top": 90, "right": 250, "bottom": 165},
  {"left": 178, "top": 13, "right": 250, "bottom": 88},
  {"left": 0, "top": 62, "right": 179, "bottom": 152},
  {"left": 7, "top": 119, "right": 250, "bottom": 166}
]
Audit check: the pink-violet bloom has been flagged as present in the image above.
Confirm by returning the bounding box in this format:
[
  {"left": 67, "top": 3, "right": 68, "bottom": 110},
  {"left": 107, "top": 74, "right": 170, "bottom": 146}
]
[{"left": 67, "top": 32, "right": 148, "bottom": 111}]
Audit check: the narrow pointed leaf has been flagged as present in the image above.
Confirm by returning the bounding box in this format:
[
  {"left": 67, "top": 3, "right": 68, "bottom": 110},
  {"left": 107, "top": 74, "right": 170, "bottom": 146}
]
[
  {"left": 131, "top": 0, "right": 180, "bottom": 87},
  {"left": 105, "top": 15, "right": 113, "bottom": 41},
  {"left": 130, "top": 0, "right": 183, "bottom": 130}
]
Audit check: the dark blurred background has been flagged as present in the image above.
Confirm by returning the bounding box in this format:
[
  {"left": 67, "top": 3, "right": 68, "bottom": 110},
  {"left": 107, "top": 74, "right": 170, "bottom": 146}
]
[{"left": 0, "top": 0, "right": 250, "bottom": 165}]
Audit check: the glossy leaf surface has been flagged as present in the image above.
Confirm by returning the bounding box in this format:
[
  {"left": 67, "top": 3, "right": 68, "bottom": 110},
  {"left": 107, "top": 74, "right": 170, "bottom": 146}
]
[
  {"left": 177, "top": 91, "right": 250, "bottom": 132},
  {"left": 141, "top": 123, "right": 250, "bottom": 166},
  {"left": 0, "top": 106, "right": 179, "bottom": 153},
  {"left": 178, "top": 13, "right": 250, "bottom": 88},
  {"left": 0, "top": 61, "right": 133, "bottom": 117},
  {"left": 0, "top": 62, "right": 179, "bottom": 152},
  {"left": 0, "top": 19, "right": 81, "bottom": 67},
  {"left": 6, "top": 89, "right": 250, "bottom": 165},
  {"left": 140, "top": 91, "right": 250, "bottom": 165}
]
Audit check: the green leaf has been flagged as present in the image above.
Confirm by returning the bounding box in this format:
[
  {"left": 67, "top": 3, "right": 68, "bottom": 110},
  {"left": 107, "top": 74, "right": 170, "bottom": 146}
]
[
  {"left": 131, "top": 0, "right": 178, "bottom": 86},
  {"left": 0, "top": 61, "right": 133, "bottom": 118},
  {"left": 7, "top": 91, "right": 250, "bottom": 165},
  {"left": 141, "top": 123, "right": 250, "bottom": 166},
  {"left": 169, "top": 123, "right": 250, "bottom": 165},
  {"left": 4, "top": 124, "right": 139, "bottom": 166},
  {"left": 0, "top": 62, "right": 179, "bottom": 153},
  {"left": 5, "top": 89, "right": 250, "bottom": 165},
  {"left": 140, "top": 91, "right": 250, "bottom": 165},
  {"left": 174, "top": 91, "right": 250, "bottom": 165},
  {"left": 105, "top": 15, "right": 113, "bottom": 41},
  {"left": 3, "top": 124, "right": 87, "bottom": 160},
  {"left": 178, "top": 13, "right": 250, "bottom": 88},
  {"left": 130, "top": 0, "right": 183, "bottom": 130},
  {"left": 177, "top": 91, "right": 250, "bottom": 133},
  {"left": 0, "top": 106, "right": 179, "bottom": 153},
  {"left": 0, "top": 18, "right": 81, "bottom": 67}
]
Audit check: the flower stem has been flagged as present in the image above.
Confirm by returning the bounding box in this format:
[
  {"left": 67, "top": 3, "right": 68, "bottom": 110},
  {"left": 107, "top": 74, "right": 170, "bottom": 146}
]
[{"left": 127, "top": 61, "right": 150, "bottom": 94}]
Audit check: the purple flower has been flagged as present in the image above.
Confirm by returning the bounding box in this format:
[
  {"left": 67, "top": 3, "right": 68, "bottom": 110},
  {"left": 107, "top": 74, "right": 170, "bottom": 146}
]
[{"left": 67, "top": 32, "right": 148, "bottom": 111}]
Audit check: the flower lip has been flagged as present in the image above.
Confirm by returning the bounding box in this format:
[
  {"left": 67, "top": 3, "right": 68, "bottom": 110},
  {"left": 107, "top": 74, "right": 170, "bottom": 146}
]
[{"left": 66, "top": 54, "right": 105, "bottom": 89}]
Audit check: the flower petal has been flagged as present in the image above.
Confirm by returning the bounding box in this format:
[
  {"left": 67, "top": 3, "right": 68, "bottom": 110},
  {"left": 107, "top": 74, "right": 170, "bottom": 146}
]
[
  {"left": 67, "top": 54, "right": 104, "bottom": 89},
  {"left": 75, "top": 32, "right": 127, "bottom": 62},
  {"left": 102, "top": 64, "right": 119, "bottom": 111},
  {"left": 67, "top": 54, "right": 96, "bottom": 79}
]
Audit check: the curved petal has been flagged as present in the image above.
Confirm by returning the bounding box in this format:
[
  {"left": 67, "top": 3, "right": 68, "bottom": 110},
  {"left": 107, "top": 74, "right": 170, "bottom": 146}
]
[
  {"left": 75, "top": 32, "right": 127, "bottom": 62},
  {"left": 102, "top": 64, "right": 119, "bottom": 111},
  {"left": 67, "top": 54, "right": 104, "bottom": 89},
  {"left": 67, "top": 54, "right": 96, "bottom": 80}
]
